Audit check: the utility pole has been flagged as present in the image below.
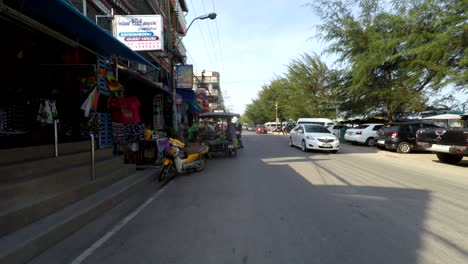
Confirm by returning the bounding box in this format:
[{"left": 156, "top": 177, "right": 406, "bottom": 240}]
[
  {"left": 275, "top": 101, "right": 278, "bottom": 123},
  {"left": 170, "top": 12, "right": 217, "bottom": 132}
]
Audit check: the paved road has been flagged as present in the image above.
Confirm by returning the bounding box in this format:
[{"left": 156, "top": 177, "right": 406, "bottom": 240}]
[{"left": 79, "top": 132, "right": 468, "bottom": 264}]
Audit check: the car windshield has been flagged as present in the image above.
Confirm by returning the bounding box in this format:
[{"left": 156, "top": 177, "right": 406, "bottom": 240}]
[
  {"left": 299, "top": 121, "right": 326, "bottom": 126},
  {"left": 383, "top": 125, "right": 400, "bottom": 133},
  {"left": 257, "top": 125, "right": 265, "bottom": 128},
  {"left": 304, "top": 125, "right": 332, "bottom": 133},
  {"left": 355, "top": 125, "right": 369, "bottom": 129}
]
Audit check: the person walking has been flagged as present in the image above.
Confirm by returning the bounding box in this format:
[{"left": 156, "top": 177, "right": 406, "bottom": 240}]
[{"left": 282, "top": 124, "right": 288, "bottom": 135}]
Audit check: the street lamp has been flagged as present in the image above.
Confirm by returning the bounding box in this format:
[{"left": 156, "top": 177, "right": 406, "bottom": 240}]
[
  {"left": 186, "top": 13, "right": 217, "bottom": 33},
  {"left": 171, "top": 12, "right": 217, "bottom": 132}
]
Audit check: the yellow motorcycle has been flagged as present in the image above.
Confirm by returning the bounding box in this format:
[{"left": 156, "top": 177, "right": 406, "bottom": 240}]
[{"left": 158, "top": 138, "right": 209, "bottom": 182}]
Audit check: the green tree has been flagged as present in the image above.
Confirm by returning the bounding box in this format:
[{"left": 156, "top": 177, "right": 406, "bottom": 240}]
[
  {"left": 242, "top": 53, "right": 337, "bottom": 123},
  {"left": 309, "top": 0, "right": 467, "bottom": 120}
]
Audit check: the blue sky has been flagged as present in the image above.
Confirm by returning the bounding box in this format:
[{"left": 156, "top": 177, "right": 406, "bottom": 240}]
[
  {"left": 182, "top": 0, "right": 467, "bottom": 115},
  {"left": 182, "top": 0, "right": 331, "bottom": 115}
]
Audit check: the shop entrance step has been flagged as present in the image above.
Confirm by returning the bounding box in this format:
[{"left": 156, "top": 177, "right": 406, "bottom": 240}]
[{"left": 0, "top": 168, "right": 159, "bottom": 264}]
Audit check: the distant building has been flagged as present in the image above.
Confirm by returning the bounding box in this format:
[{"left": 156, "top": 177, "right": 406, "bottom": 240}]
[{"left": 193, "top": 70, "right": 224, "bottom": 112}]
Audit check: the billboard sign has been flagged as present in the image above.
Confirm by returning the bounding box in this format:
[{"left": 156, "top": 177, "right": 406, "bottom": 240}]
[
  {"left": 176, "top": 65, "right": 193, "bottom": 89},
  {"left": 113, "top": 15, "right": 163, "bottom": 51}
]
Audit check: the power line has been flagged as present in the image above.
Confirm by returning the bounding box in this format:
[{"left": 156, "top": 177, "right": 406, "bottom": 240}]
[
  {"left": 201, "top": 0, "right": 219, "bottom": 70},
  {"left": 212, "top": 0, "right": 225, "bottom": 73},
  {"left": 188, "top": 0, "right": 214, "bottom": 69},
  {"left": 186, "top": 50, "right": 198, "bottom": 67},
  {"left": 222, "top": 79, "right": 270, "bottom": 84}
]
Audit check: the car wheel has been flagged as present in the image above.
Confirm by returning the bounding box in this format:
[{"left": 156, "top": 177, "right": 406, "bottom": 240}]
[
  {"left": 436, "top": 153, "right": 463, "bottom": 164},
  {"left": 365, "top": 138, "right": 375, "bottom": 147},
  {"left": 396, "top": 142, "right": 411, "bottom": 153},
  {"left": 301, "top": 140, "right": 307, "bottom": 152},
  {"left": 289, "top": 137, "right": 293, "bottom": 147}
]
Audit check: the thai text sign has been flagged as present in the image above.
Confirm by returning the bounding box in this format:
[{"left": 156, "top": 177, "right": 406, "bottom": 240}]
[{"left": 113, "top": 15, "right": 163, "bottom": 51}]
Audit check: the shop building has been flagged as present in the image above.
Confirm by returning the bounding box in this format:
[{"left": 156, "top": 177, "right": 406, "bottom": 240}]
[
  {"left": 0, "top": 0, "right": 189, "bottom": 152},
  {"left": 0, "top": 1, "right": 193, "bottom": 262}
]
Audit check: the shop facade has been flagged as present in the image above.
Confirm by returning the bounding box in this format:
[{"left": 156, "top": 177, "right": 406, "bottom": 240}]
[{"left": 0, "top": 0, "right": 175, "bottom": 153}]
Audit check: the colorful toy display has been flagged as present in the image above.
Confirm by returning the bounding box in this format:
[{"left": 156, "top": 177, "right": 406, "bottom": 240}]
[{"left": 100, "top": 68, "right": 123, "bottom": 92}]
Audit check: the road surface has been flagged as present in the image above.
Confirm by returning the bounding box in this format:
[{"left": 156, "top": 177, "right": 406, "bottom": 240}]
[{"left": 56, "top": 132, "right": 468, "bottom": 263}]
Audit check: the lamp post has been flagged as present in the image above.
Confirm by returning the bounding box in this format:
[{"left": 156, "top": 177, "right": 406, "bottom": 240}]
[{"left": 171, "top": 12, "right": 217, "bottom": 132}]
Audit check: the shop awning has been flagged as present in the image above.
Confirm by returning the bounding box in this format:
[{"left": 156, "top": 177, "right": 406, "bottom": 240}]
[
  {"left": 15, "top": 0, "right": 160, "bottom": 71},
  {"left": 176, "top": 89, "right": 196, "bottom": 102}
]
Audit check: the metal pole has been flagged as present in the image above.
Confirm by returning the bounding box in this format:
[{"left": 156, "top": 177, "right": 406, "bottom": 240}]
[
  {"left": 90, "top": 134, "right": 95, "bottom": 181},
  {"left": 54, "top": 119, "right": 58, "bottom": 157},
  {"left": 275, "top": 101, "right": 278, "bottom": 123},
  {"left": 171, "top": 55, "right": 178, "bottom": 132}
]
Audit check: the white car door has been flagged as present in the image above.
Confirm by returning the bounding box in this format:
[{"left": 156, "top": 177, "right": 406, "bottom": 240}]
[
  {"left": 291, "top": 125, "right": 300, "bottom": 146},
  {"left": 296, "top": 125, "right": 304, "bottom": 145}
]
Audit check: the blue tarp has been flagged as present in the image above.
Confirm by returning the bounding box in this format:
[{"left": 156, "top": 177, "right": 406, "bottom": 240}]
[{"left": 16, "top": 0, "right": 160, "bottom": 70}]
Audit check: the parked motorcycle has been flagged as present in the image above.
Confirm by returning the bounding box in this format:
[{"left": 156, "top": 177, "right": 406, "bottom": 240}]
[{"left": 158, "top": 138, "right": 209, "bottom": 182}]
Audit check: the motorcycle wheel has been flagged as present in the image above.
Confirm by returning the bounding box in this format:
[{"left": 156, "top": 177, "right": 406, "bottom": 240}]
[
  {"left": 194, "top": 155, "right": 208, "bottom": 172},
  {"left": 158, "top": 163, "right": 176, "bottom": 182}
]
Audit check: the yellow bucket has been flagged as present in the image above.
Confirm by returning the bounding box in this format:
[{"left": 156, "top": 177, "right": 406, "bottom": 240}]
[{"left": 144, "top": 129, "right": 153, "bottom": 139}]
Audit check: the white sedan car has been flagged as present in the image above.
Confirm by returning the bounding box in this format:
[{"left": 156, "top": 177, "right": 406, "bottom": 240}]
[
  {"left": 289, "top": 124, "right": 340, "bottom": 153},
  {"left": 344, "top": 123, "right": 384, "bottom": 147}
]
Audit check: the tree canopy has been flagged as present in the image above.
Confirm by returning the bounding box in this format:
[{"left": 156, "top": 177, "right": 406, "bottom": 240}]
[{"left": 241, "top": 0, "right": 467, "bottom": 124}]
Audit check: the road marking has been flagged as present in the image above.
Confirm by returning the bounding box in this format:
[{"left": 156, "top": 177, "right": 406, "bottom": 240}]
[{"left": 70, "top": 181, "right": 172, "bottom": 264}]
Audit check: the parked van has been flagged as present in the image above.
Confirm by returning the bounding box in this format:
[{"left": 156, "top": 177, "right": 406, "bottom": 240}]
[
  {"left": 264, "top": 122, "right": 282, "bottom": 132},
  {"left": 296, "top": 118, "right": 336, "bottom": 128}
]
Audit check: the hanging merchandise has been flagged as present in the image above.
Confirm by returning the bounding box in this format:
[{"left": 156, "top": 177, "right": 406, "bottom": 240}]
[
  {"left": 112, "top": 121, "right": 126, "bottom": 144},
  {"left": 80, "top": 86, "right": 99, "bottom": 117},
  {"left": 37, "top": 99, "right": 59, "bottom": 125},
  {"left": 108, "top": 96, "right": 124, "bottom": 123},
  {"left": 120, "top": 96, "right": 141, "bottom": 124},
  {"left": 80, "top": 75, "right": 97, "bottom": 95},
  {"left": 125, "top": 123, "right": 144, "bottom": 143},
  {"left": 86, "top": 113, "right": 100, "bottom": 134},
  {"left": 100, "top": 68, "right": 123, "bottom": 93}
]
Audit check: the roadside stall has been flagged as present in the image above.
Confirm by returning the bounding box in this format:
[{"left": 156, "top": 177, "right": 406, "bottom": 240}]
[{"left": 198, "top": 112, "right": 240, "bottom": 157}]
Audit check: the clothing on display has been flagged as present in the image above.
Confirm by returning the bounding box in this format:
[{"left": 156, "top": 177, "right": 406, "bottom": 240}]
[
  {"left": 125, "top": 123, "right": 144, "bottom": 143},
  {"left": 1, "top": 105, "right": 29, "bottom": 133},
  {"left": 109, "top": 96, "right": 143, "bottom": 142},
  {"left": 80, "top": 87, "right": 99, "bottom": 117},
  {"left": 121, "top": 96, "right": 141, "bottom": 124},
  {"left": 112, "top": 122, "right": 126, "bottom": 144},
  {"left": 37, "top": 99, "right": 58, "bottom": 125},
  {"left": 86, "top": 113, "right": 100, "bottom": 133},
  {"left": 109, "top": 96, "right": 141, "bottom": 124},
  {"left": 109, "top": 96, "right": 124, "bottom": 123}
]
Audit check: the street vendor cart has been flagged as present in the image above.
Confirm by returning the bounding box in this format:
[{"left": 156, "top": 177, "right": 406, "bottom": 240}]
[{"left": 198, "top": 112, "right": 240, "bottom": 158}]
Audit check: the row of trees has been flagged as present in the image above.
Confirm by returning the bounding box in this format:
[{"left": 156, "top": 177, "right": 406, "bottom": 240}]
[{"left": 240, "top": 0, "right": 467, "bottom": 125}]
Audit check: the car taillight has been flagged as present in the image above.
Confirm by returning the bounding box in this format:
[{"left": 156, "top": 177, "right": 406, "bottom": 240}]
[
  {"left": 356, "top": 131, "right": 362, "bottom": 135},
  {"left": 391, "top": 132, "right": 398, "bottom": 138}
]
